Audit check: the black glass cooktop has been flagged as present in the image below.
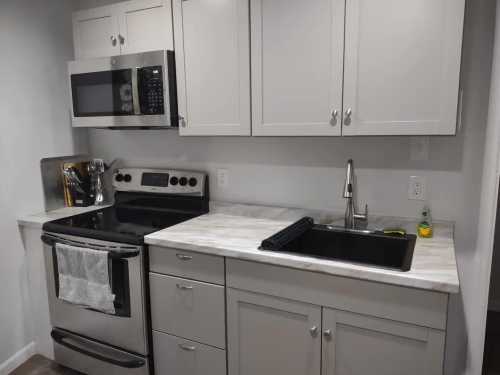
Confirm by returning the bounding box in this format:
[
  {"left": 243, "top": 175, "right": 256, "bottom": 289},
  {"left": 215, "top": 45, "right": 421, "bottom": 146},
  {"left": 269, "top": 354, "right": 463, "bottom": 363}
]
[{"left": 43, "top": 192, "right": 209, "bottom": 245}]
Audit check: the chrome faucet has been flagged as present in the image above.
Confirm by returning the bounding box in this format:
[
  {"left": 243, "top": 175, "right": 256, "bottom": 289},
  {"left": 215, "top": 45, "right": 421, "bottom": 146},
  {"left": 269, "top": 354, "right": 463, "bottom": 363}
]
[{"left": 343, "top": 159, "right": 368, "bottom": 229}]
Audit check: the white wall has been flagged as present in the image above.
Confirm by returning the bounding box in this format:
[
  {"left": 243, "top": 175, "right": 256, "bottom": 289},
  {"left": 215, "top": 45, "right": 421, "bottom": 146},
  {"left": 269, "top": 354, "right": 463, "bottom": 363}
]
[{"left": 0, "top": 0, "right": 87, "bottom": 367}]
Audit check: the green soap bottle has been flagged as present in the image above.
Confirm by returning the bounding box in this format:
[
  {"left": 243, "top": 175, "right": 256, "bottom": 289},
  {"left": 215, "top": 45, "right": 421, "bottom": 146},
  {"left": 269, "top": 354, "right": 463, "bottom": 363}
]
[{"left": 417, "top": 206, "right": 433, "bottom": 238}]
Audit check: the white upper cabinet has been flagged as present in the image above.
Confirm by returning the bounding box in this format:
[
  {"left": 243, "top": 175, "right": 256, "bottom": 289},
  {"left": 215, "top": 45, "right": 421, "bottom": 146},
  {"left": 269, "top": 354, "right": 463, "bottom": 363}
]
[
  {"left": 73, "top": 6, "right": 120, "bottom": 60},
  {"left": 118, "top": 0, "right": 173, "bottom": 55},
  {"left": 342, "top": 0, "right": 465, "bottom": 135},
  {"left": 173, "top": 0, "right": 251, "bottom": 136},
  {"left": 251, "top": 0, "right": 345, "bottom": 136},
  {"left": 73, "top": 0, "right": 173, "bottom": 60}
]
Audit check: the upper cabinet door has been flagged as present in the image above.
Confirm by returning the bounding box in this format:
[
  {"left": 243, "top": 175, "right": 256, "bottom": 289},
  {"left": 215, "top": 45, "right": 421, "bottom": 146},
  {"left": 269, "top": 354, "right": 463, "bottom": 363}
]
[
  {"left": 118, "top": 0, "right": 174, "bottom": 55},
  {"left": 73, "top": 7, "right": 120, "bottom": 60},
  {"left": 173, "top": 0, "right": 251, "bottom": 136},
  {"left": 251, "top": 0, "right": 345, "bottom": 136},
  {"left": 342, "top": 0, "right": 465, "bottom": 136}
]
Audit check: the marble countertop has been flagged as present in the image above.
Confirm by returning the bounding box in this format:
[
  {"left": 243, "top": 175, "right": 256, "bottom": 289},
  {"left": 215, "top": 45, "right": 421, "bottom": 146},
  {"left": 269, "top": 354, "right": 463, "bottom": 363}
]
[
  {"left": 17, "top": 205, "right": 110, "bottom": 229},
  {"left": 146, "top": 202, "right": 459, "bottom": 294}
]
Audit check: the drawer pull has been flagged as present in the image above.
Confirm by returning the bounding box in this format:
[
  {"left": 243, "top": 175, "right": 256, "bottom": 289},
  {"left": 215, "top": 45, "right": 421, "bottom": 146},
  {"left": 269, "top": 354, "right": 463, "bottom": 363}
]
[
  {"left": 179, "top": 344, "right": 196, "bottom": 351},
  {"left": 176, "top": 254, "right": 193, "bottom": 261},
  {"left": 176, "top": 283, "right": 194, "bottom": 290}
]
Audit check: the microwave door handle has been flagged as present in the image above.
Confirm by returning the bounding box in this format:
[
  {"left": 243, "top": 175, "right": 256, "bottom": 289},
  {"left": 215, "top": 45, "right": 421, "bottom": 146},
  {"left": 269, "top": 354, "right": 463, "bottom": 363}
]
[
  {"left": 131, "top": 68, "right": 141, "bottom": 115},
  {"left": 51, "top": 329, "right": 145, "bottom": 369}
]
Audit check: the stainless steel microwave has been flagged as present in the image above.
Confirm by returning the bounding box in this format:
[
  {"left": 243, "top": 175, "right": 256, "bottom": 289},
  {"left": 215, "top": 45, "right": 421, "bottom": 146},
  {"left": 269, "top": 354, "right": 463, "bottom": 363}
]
[{"left": 68, "top": 50, "right": 178, "bottom": 128}]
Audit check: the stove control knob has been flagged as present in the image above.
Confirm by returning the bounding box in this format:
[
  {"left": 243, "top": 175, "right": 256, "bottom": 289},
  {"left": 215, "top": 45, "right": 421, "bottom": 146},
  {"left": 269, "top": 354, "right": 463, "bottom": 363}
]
[
  {"left": 170, "top": 176, "right": 179, "bottom": 185},
  {"left": 115, "top": 173, "right": 124, "bottom": 182},
  {"left": 179, "top": 177, "right": 188, "bottom": 186},
  {"left": 124, "top": 174, "right": 132, "bottom": 183},
  {"left": 189, "top": 177, "right": 198, "bottom": 187}
]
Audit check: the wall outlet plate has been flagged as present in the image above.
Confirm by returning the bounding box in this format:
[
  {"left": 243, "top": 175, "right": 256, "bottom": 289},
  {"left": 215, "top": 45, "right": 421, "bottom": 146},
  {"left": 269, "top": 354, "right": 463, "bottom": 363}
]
[
  {"left": 408, "top": 176, "right": 426, "bottom": 200},
  {"left": 217, "top": 168, "right": 229, "bottom": 189}
]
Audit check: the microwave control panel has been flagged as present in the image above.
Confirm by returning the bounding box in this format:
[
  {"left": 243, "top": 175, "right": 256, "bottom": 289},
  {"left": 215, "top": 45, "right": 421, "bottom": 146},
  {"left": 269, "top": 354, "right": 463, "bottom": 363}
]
[{"left": 138, "top": 66, "right": 165, "bottom": 115}]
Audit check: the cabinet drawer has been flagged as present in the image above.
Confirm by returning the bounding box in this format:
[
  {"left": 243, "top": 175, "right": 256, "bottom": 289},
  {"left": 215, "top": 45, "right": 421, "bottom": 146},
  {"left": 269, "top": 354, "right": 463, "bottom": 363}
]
[
  {"left": 153, "top": 330, "right": 226, "bottom": 375},
  {"left": 150, "top": 273, "right": 226, "bottom": 348},
  {"left": 149, "top": 246, "right": 225, "bottom": 285}
]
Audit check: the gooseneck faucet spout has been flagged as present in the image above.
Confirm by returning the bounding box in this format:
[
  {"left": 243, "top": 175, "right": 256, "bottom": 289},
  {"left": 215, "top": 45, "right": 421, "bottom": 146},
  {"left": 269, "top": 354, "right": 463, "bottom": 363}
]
[{"left": 343, "top": 159, "right": 368, "bottom": 229}]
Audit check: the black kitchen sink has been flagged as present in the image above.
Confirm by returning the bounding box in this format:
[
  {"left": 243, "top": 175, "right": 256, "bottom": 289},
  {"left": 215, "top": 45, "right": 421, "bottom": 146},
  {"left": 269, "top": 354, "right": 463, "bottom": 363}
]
[{"left": 261, "top": 221, "right": 416, "bottom": 271}]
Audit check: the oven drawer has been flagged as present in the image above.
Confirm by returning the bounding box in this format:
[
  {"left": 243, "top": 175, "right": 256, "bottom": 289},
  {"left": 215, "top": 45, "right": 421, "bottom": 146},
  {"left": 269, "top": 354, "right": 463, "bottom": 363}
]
[
  {"left": 150, "top": 273, "right": 226, "bottom": 348},
  {"left": 149, "top": 246, "right": 224, "bottom": 285},
  {"left": 52, "top": 328, "right": 150, "bottom": 375},
  {"left": 153, "top": 330, "right": 226, "bottom": 375}
]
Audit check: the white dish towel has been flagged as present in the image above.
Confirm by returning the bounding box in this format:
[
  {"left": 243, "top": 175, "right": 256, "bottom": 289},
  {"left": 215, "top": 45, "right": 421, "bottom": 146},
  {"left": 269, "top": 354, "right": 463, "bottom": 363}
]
[{"left": 56, "top": 243, "right": 116, "bottom": 314}]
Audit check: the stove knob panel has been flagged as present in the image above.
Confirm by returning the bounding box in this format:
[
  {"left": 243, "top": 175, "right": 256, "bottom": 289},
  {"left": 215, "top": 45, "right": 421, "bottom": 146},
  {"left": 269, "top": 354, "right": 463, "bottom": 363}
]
[
  {"left": 115, "top": 173, "right": 124, "bottom": 182},
  {"left": 124, "top": 174, "right": 132, "bottom": 183},
  {"left": 189, "top": 177, "right": 198, "bottom": 187},
  {"left": 179, "top": 177, "right": 188, "bottom": 186},
  {"left": 170, "top": 176, "right": 179, "bottom": 186}
]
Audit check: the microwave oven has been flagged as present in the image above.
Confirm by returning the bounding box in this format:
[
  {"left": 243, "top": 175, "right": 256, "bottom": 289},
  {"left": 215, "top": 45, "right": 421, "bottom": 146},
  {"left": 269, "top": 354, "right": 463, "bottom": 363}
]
[{"left": 68, "top": 50, "right": 178, "bottom": 128}]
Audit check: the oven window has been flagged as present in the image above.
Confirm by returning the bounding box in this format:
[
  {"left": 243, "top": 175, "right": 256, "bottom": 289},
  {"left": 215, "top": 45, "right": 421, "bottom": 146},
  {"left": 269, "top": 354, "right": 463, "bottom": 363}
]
[{"left": 71, "top": 69, "right": 134, "bottom": 117}]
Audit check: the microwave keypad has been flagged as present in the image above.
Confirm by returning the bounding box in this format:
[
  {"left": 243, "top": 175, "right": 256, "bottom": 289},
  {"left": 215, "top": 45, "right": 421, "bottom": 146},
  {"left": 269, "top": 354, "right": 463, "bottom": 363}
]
[{"left": 138, "top": 66, "right": 165, "bottom": 115}]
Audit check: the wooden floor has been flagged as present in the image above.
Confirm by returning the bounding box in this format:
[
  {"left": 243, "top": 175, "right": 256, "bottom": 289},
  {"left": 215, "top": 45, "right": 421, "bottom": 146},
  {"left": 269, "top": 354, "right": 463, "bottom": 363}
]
[{"left": 9, "top": 355, "right": 81, "bottom": 375}]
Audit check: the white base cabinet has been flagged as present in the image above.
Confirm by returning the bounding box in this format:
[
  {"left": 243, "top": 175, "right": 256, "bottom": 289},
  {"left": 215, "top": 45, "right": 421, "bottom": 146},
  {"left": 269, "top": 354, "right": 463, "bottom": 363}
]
[
  {"left": 153, "top": 331, "right": 226, "bottom": 375},
  {"left": 227, "top": 289, "right": 321, "bottom": 375},
  {"left": 149, "top": 250, "right": 450, "bottom": 375},
  {"left": 322, "top": 309, "right": 445, "bottom": 375}
]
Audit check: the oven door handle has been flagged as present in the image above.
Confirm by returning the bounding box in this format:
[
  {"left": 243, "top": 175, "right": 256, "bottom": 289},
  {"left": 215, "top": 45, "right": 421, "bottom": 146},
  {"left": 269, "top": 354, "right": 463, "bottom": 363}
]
[
  {"left": 41, "top": 234, "right": 140, "bottom": 259},
  {"left": 51, "top": 329, "right": 146, "bottom": 369}
]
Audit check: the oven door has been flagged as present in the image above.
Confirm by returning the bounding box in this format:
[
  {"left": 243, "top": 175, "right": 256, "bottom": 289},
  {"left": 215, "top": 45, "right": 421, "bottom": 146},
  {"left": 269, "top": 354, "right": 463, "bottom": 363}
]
[
  {"left": 68, "top": 50, "right": 177, "bottom": 128},
  {"left": 42, "top": 232, "right": 148, "bottom": 356}
]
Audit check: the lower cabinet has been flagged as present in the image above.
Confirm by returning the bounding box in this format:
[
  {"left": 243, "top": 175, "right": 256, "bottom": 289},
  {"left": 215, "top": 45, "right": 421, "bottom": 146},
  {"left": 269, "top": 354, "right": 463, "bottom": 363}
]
[
  {"left": 227, "top": 288, "right": 445, "bottom": 375},
  {"left": 322, "top": 308, "right": 445, "bottom": 375},
  {"left": 227, "top": 288, "right": 322, "bottom": 375},
  {"left": 153, "top": 330, "right": 226, "bottom": 375}
]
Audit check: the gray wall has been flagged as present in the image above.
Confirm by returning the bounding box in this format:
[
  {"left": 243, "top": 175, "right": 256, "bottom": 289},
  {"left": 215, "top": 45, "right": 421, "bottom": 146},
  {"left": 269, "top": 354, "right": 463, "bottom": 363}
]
[{"left": 0, "top": 0, "right": 87, "bottom": 366}]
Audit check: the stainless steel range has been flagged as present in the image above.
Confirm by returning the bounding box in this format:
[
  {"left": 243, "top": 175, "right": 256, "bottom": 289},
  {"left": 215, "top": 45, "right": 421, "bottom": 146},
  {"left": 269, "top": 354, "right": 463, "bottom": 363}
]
[{"left": 42, "top": 168, "right": 209, "bottom": 375}]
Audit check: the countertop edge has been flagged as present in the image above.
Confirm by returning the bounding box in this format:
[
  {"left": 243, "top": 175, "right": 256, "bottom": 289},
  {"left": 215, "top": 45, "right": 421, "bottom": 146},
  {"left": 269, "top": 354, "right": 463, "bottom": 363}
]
[{"left": 145, "top": 236, "right": 460, "bottom": 294}]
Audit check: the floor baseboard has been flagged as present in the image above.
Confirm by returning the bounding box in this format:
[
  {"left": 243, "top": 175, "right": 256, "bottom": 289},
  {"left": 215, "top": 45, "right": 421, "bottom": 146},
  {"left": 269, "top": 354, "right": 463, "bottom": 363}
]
[{"left": 0, "top": 342, "right": 36, "bottom": 375}]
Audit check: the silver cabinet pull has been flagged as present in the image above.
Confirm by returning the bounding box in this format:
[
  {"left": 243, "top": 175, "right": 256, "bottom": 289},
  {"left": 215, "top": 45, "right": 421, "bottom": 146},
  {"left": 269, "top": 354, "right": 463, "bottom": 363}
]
[
  {"left": 176, "top": 283, "right": 194, "bottom": 290},
  {"left": 110, "top": 36, "right": 117, "bottom": 46},
  {"left": 331, "top": 109, "right": 339, "bottom": 125},
  {"left": 344, "top": 108, "right": 353, "bottom": 125},
  {"left": 118, "top": 34, "right": 125, "bottom": 45},
  {"left": 176, "top": 253, "right": 193, "bottom": 261},
  {"left": 179, "top": 344, "right": 196, "bottom": 351},
  {"left": 179, "top": 116, "right": 187, "bottom": 127},
  {"left": 310, "top": 326, "right": 319, "bottom": 337},
  {"left": 323, "top": 329, "right": 332, "bottom": 340}
]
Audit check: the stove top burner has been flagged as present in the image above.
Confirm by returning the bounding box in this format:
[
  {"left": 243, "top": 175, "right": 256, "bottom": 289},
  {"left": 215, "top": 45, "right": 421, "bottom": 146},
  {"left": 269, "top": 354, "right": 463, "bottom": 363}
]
[{"left": 43, "top": 188, "right": 209, "bottom": 245}]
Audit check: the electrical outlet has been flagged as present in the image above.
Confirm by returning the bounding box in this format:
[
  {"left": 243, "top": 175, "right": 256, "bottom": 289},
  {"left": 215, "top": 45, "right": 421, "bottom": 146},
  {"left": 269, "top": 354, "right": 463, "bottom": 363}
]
[
  {"left": 408, "top": 176, "right": 426, "bottom": 200},
  {"left": 217, "top": 168, "right": 229, "bottom": 189}
]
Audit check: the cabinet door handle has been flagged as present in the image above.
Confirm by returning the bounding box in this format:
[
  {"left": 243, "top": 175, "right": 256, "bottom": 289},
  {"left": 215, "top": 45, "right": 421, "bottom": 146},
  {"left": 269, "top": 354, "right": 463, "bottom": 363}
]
[
  {"left": 176, "top": 283, "right": 194, "bottom": 290},
  {"left": 118, "top": 34, "right": 125, "bottom": 45},
  {"left": 176, "top": 253, "right": 193, "bottom": 261},
  {"left": 344, "top": 108, "right": 353, "bottom": 125},
  {"left": 323, "top": 329, "right": 332, "bottom": 340},
  {"left": 331, "top": 110, "right": 339, "bottom": 126},
  {"left": 179, "top": 344, "right": 196, "bottom": 351},
  {"left": 179, "top": 116, "right": 187, "bottom": 127},
  {"left": 310, "top": 326, "right": 319, "bottom": 337},
  {"left": 110, "top": 36, "right": 117, "bottom": 46}
]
